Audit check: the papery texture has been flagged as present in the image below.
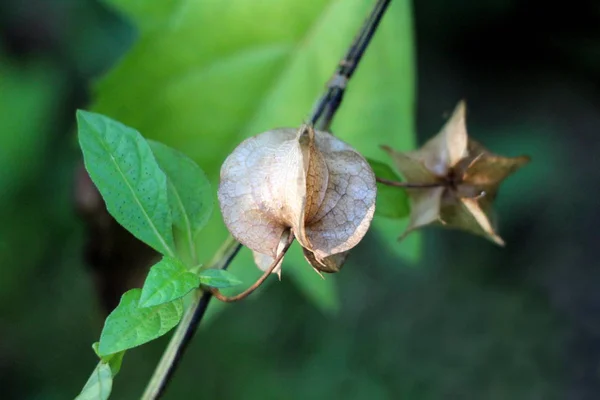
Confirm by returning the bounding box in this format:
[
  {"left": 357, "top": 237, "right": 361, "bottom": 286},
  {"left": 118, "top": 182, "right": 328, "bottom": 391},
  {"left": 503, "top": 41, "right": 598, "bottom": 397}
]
[{"left": 219, "top": 126, "right": 376, "bottom": 273}]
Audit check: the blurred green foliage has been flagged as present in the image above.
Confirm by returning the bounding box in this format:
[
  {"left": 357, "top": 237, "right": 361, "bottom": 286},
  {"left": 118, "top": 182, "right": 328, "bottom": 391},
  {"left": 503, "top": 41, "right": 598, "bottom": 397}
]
[
  {"left": 0, "top": 55, "right": 63, "bottom": 202},
  {"left": 367, "top": 158, "right": 410, "bottom": 219}
]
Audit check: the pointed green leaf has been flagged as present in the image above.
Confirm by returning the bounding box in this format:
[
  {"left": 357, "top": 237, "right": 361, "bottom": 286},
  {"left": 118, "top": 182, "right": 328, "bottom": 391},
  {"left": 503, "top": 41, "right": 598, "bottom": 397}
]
[
  {"left": 98, "top": 289, "right": 183, "bottom": 356},
  {"left": 75, "top": 362, "right": 112, "bottom": 400},
  {"left": 148, "top": 140, "right": 213, "bottom": 261},
  {"left": 368, "top": 158, "right": 410, "bottom": 219},
  {"left": 77, "top": 110, "right": 175, "bottom": 256},
  {"left": 139, "top": 256, "right": 200, "bottom": 307},
  {"left": 198, "top": 269, "right": 242, "bottom": 289}
]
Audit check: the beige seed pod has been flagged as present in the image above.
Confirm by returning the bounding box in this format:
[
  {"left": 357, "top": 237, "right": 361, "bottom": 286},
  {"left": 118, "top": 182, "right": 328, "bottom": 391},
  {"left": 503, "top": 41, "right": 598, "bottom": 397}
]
[
  {"left": 218, "top": 125, "right": 376, "bottom": 275},
  {"left": 382, "top": 101, "right": 530, "bottom": 245}
]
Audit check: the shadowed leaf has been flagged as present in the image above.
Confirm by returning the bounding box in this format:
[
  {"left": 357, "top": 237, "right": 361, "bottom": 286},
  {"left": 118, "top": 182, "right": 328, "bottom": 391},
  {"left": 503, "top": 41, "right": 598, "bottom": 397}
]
[{"left": 149, "top": 140, "right": 213, "bottom": 262}]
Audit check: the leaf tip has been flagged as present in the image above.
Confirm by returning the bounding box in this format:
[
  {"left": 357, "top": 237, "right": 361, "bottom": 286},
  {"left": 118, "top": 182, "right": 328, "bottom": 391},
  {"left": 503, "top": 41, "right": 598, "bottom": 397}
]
[{"left": 75, "top": 109, "right": 93, "bottom": 124}]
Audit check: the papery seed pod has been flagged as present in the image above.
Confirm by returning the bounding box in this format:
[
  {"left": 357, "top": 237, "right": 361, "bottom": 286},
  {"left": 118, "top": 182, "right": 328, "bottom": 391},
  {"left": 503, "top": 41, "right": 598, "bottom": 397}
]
[
  {"left": 218, "top": 125, "right": 376, "bottom": 274},
  {"left": 382, "top": 101, "right": 530, "bottom": 245}
]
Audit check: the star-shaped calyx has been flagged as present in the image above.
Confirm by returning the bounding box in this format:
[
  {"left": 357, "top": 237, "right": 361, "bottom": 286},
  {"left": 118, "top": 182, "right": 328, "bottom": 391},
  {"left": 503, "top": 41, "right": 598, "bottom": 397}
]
[{"left": 381, "top": 101, "right": 530, "bottom": 245}]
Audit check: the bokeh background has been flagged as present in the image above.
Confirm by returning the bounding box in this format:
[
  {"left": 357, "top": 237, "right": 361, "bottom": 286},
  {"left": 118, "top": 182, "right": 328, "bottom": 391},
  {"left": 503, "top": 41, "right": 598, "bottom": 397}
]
[{"left": 1, "top": 0, "right": 599, "bottom": 399}]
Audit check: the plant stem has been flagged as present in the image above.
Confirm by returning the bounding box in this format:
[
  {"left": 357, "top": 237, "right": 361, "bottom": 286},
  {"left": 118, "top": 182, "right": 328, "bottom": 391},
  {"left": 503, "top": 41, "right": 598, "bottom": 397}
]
[
  {"left": 143, "top": 1, "right": 392, "bottom": 397},
  {"left": 376, "top": 176, "right": 445, "bottom": 189},
  {"left": 311, "top": 0, "right": 391, "bottom": 130},
  {"left": 141, "top": 238, "right": 241, "bottom": 400},
  {"left": 141, "top": 290, "right": 206, "bottom": 400}
]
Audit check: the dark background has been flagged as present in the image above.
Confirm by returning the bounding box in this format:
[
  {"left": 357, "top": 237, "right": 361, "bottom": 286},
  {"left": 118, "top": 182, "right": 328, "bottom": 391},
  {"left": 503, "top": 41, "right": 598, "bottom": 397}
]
[{"left": 1, "top": 0, "right": 599, "bottom": 399}]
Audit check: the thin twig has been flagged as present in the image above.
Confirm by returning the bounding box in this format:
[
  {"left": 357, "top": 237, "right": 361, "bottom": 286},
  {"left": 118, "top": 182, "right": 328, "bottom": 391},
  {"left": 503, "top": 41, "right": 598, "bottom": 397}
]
[
  {"left": 141, "top": 238, "right": 241, "bottom": 400},
  {"left": 311, "top": 0, "right": 391, "bottom": 130},
  {"left": 143, "top": 1, "right": 393, "bottom": 398},
  {"left": 210, "top": 235, "right": 294, "bottom": 302},
  {"left": 376, "top": 176, "right": 445, "bottom": 189}
]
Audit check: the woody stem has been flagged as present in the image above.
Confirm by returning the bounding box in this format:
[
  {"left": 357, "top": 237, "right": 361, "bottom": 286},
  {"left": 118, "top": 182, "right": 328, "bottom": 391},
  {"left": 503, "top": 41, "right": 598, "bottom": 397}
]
[{"left": 311, "top": 0, "right": 391, "bottom": 130}]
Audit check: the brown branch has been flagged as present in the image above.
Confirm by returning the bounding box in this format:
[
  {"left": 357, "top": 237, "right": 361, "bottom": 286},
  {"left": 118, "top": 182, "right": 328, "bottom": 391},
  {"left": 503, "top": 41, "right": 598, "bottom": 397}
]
[{"left": 311, "top": 0, "right": 391, "bottom": 130}]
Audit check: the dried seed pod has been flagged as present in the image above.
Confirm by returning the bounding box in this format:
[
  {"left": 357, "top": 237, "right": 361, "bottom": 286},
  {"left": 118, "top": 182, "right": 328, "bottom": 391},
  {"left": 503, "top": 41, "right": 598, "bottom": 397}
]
[
  {"left": 218, "top": 125, "right": 376, "bottom": 274},
  {"left": 383, "top": 101, "right": 530, "bottom": 245}
]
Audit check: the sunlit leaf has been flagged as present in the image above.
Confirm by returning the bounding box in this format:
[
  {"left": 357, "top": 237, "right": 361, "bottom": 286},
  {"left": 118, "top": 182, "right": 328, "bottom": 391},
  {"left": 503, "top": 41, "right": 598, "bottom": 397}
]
[
  {"left": 139, "top": 257, "right": 200, "bottom": 307},
  {"left": 77, "top": 111, "right": 175, "bottom": 256},
  {"left": 98, "top": 289, "right": 183, "bottom": 355},
  {"left": 102, "top": 0, "right": 184, "bottom": 31}
]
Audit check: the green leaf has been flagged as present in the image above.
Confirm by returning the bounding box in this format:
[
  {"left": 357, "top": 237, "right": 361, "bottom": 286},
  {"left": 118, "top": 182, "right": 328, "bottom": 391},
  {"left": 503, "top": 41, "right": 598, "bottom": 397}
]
[
  {"left": 106, "top": 351, "right": 125, "bottom": 377},
  {"left": 98, "top": 289, "right": 183, "bottom": 356},
  {"left": 148, "top": 140, "right": 213, "bottom": 262},
  {"left": 77, "top": 111, "right": 175, "bottom": 256},
  {"left": 198, "top": 269, "right": 242, "bottom": 289},
  {"left": 92, "top": 0, "right": 419, "bottom": 312},
  {"left": 102, "top": 0, "right": 184, "bottom": 31},
  {"left": 75, "top": 362, "right": 112, "bottom": 400},
  {"left": 91, "top": 342, "right": 125, "bottom": 377},
  {"left": 368, "top": 158, "right": 410, "bottom": 219},
  {"left": 139, "top": 256, "right": 200, "bottom": 307}
]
